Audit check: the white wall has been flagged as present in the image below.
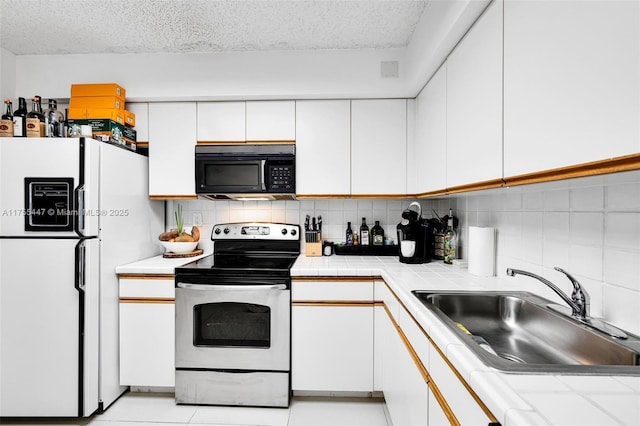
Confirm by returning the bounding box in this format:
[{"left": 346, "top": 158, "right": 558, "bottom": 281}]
[{"left": 0, "top": 48, "right": 16, "bottom": 101}]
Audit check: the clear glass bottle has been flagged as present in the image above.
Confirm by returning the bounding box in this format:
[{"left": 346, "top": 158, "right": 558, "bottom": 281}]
[
  {"left": 26, "top": 95, "right": 45, "bottom": 137},
  {"left": 44, "top": 99, "right": 65, "bottom": 137},
  {"left": 346, "top": 222, "right": 354, "bottom": 246},
  {"left": 359, "top": 217, "right": 370, "bottom": 246},
  {"left": 13, "top": 97, "right": 27, "bottom": 137},
  {"left": 371, "top": 220, "right": 385, "bottom": 246},
  {"left": 0, "top": 99, "right": 14, "bottom": 137},
  {"left": 444, "top": 208, "right": 457, "bottom": 264}
]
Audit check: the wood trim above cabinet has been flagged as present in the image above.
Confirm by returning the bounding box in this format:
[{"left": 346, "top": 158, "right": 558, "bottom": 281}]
[
  {"left": 504, "top": 153, "right": 640, "bottom": 187},
  {"left": 292, "top": 301, "right": 374, "bottom": 307},
  {"left": 149, "top": 195, "right": 198, "bottom": 200},
  {"left": 119, "top": 297, "right": 174, "bottom": 304},
  {"left": 445, "top": 178, "right": 505, "bottom": 195},
  {"left": 118, "top": 274, "right": 175, "bottom": 280},
  {"left": 196, "top": 140, "right": 296, "bottom": 145},
  {"left": 292, "top": 276, "right": 380, "bottom": 282}
]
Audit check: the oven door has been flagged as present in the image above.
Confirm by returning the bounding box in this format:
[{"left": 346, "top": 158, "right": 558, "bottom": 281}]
[{"left": 175, "top": 278, "right": 290, "bottom": 371}]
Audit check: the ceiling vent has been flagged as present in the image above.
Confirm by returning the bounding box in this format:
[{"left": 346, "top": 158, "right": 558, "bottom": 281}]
[{"left": 380, "top": 61, "right": 399, "bottom": 78}]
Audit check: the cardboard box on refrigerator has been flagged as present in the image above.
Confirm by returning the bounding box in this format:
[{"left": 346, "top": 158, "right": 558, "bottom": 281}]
[
  {"left": 68, "top": 119, "right": 137, "bottom": 150},
  {"left": 124, "top": 109, "right": 135, "bottom": 127},
  {"left": 67, "top": 108, "right": 126, "bottom": 125},
  {"left": 70, "top": 83, "right": 126, "bottom": 99},
  {"left": 69, "top": 96, "right": 125, "bottom": 110}
]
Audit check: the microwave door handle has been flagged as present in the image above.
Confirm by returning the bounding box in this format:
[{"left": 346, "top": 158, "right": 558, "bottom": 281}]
[
  {"left": 177, "top": 283, "right": 287, "bottom": 291},
  {"left": 261, "top": 159, "right": 267, "bottom": 191}
]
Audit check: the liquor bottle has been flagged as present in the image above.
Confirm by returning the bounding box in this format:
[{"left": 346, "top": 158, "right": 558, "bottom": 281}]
[
  {"left": 44, "top": 99, "right": 65, "bottom": 137},
  {"left": 371, "top": 221, "right": 385, "bottom": 246},
  {"left": 360, "top": 217, "right": 370, "bottom": 246},
  {"left": 0, "top": 99, "right": 14, "bottom": 137},
  {"left": 444, "top": 209, "right": 457, "bottom": 264},
  {"left": 345, "top": 222, "right": 354, "bottom": 246},
  {"left": 26, "top": 96, "right": 45, "bottom": 137},
  {"left": 13, "top": 97, "right": 27, "bottom": 137}
]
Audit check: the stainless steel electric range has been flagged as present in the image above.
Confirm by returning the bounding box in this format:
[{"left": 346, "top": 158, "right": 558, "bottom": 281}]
[{"left": 174, "top": 222, "right": 300, "bottom": 408}]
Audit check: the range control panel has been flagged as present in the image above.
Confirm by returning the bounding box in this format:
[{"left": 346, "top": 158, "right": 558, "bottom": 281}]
[{"left": 212, "top": 222, "right": 300, "bottom": 241}]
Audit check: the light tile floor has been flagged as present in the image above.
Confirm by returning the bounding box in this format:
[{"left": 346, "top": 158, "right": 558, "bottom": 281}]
[{"left": 1, "top": 392, "right": 390, "bottom": 426}]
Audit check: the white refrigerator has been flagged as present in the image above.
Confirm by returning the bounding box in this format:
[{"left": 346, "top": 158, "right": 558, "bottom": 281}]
[{"left": 0, "top": 137, "right": 164, "bottom": 417}]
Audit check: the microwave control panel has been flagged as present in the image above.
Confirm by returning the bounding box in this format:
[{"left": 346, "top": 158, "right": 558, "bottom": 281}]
[{"left": 267, "top": 163, "right": 295, "bottom": 191}]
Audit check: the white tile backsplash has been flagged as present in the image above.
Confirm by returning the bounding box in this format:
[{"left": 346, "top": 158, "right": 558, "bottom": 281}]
[{"left": 173, "top": 170, "right": 640, "bottom": 335}]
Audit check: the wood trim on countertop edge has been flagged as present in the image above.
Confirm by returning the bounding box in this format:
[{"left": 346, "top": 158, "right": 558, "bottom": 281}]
[
  {"left": 292, "top": 276, "right": 381, "bottom": 282},
  {"left": 292, "top": 301, "right": 374, "bottom": 307},
  {"left": 119, "top": 297, "right": 174, "bottom": 304},
  {"left": 381, "top": 280, "right": 500, "bottom": 424},
  {"left": 118, "top": 274, "right": 175, "bottom": 279}
]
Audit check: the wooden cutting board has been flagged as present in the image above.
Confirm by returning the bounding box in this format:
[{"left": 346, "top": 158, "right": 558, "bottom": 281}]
[{"left": 162, "top": 249, "right": 204, "bottom": 259}]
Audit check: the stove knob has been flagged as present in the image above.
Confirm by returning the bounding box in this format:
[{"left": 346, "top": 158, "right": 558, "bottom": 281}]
[
  {"left": 223, "top": 227, "right": 230, "bottom": 235},
  {"left": 214, "top": 227, "right": 221, "bottom": 235},
  {"left": 290, "top": 228, "right": 297, "bottom": 236},
  {"left": 281, "top": 228, "right": 288, "bottom": 235}
]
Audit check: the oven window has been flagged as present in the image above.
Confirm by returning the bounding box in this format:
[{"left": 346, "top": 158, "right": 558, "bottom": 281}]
[
  {"left": 193, "top": 302, "right": 271, "bottom": 348},
  {"left": 204, "top": 163, "right": 260, "bottom": 187}
]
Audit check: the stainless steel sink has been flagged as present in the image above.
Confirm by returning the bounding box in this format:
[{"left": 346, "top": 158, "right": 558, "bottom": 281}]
[{"left": 412, "top": 291, "right": 640, "bottom": 375}]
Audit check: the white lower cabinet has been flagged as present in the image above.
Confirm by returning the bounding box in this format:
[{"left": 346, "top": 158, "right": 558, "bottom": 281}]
[
  {"left": 291, "top": 279, "right": 374, "bottom": 393},
  {"left": 292, "top": 305, "right": 373, "bottom": 392},
  {"left": 119, "top": 277, "right": 175, "bottom": 387}
]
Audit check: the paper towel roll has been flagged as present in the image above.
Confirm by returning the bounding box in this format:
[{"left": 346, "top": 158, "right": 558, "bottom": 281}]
[{"left": 468, "top": 226, "right": 496, "bottom": 277}]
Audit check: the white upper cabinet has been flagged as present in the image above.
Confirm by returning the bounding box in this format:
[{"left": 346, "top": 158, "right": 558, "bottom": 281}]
[
  {"left": 246, "top": 101, "right": 296, "bottom": 142},
  {"left": 197, "top": 102, "right": 245, "bottom": 142},
  {"left": 351, "top": 99, "right": 407, "bottom": 195},
  {"left": 148, "top": 102, "right": 197, "bottom": 197},
  {"left": 125, "top": 103, "right": 149, "bottom": 143},
  {"left": 503, "top": 0, "right": 640, "bottom": 177},
  {"left": 416, "top": 64, "right": 447, "bottom": 194},
  {"left": 295, "top": 100, "right": 351, "bottom": 195},
  {"left": 446, "top": 0, "right": 503, "bottom": 189}
]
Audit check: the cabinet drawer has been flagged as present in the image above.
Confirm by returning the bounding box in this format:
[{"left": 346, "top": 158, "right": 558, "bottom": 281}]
[
  {"left": 292, "top": 279, "right": 373, "bottom": 302},
  {"left": 119, "top": 277, "right": 175, "bottom": 299}
]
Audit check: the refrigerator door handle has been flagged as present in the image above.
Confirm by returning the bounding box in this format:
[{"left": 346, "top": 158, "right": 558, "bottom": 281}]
[
  {"left": 75, "top": 240, "right": 86, "bottom": 292},
  {"left": 74, "top": 184, "right": 86, "bottom": 236}
]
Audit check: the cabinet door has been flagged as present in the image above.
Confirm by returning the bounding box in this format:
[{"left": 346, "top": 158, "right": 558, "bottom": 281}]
[
  {"left": 125, "top": 103, "right": 148, "bottom": 143},
  {"left": 503, "top": 0, "right": 640, "bottom": 177},
  {"left": 416, "top": 64, "right": 447, "bottom": 194},
  {"left": 148, "top": 102, "right": 197, "bottom": 198},
  {"left": 446, "top": 0, "right": 503, "bottom": 188},
  {"left": 292, "top": 305, "right": 373, "bottom": 392},
  {"left": 119, "top": 301, "right": 175, "bottom": 387},
  {"left": 351, "top": 99, "right": 407, "bottom": 195},
  {"left": 379, "top": 307, "right": 428, "bottom": 426},
  {"left": 246, "top": 101, "right": 295, "bottom": 142},
  {"left": 295, "top": 100, "right": 351, "bottom": 196},
  {"left": 197, "top": 102, "right": 245, "bottom": 142}
]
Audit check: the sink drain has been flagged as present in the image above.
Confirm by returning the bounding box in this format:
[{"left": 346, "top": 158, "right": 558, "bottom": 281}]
[{"left": 499, "top": 353, "right": 527, "bottom": 364}]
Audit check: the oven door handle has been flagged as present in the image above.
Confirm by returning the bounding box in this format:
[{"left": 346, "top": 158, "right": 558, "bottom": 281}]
[{"left": 177, "top": 282, "right": 287, "bottom": 291}]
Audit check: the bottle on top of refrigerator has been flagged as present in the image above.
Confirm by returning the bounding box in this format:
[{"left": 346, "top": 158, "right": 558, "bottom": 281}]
[
  {"left": 444, "top": 208, "right": 457, "bottom": 264},
  {"left": 13, "top": 97, "right": 27, "bottom": 137},
  {"left": 346, "top": 222, "right": 354, "bottom": 246},
  {"left": 44, "top": 99, "right": 65, "bottom": 137},
  {"left": 371, "top": 221, "right": 385, "bottom": 246},
  {"left": 26, "top": 96, "right": 45, "bottom": 137},
  {"left": 359, "top": 217, "right": 370, "bottom": 246},
  {"left": 0, "top": 99, "right": 14, "bottom": 137}
]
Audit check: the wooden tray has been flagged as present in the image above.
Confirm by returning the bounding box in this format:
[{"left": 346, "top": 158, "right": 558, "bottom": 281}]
[{"left": 162, "top": 249, "right": 203, "bottom": 258}]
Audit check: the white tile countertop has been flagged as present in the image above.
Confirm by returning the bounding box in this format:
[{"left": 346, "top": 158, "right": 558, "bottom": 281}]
[
  {"left": 292, "top": 255, "right": 640, "bottom": 426},
  {"left": 115, "top": 250, "right": 212, "bottom": 275}
]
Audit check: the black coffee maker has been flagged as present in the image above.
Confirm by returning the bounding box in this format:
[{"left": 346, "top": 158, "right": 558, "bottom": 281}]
[{"left": 397, "top": 202, "right": 432, "bottom": 264}]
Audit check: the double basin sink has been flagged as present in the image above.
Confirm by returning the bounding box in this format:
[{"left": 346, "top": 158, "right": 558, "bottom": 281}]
[{"left": 412, "top": 291, "right": 640, "bottom": 375}]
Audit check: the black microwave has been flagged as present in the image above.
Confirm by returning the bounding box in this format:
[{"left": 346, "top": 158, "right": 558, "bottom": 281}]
[{"left": 195, "top": 144, "right": 295, "bottom": 199}]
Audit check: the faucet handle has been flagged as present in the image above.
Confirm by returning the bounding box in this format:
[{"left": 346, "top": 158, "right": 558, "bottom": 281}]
[{"left": 554, "top": 267, "right": 590, "bottom": 317}]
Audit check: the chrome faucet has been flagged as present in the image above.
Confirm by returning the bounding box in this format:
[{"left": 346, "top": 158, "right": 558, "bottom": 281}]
[
  {"left": 506, "top": 267, "right": 589, "bottom": 319},
  {"left": 506, "top": 267, "right": 627, "bottom": 339}
]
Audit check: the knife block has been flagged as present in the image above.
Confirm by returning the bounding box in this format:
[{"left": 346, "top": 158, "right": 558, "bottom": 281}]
[{"left": 304, "top": 230, "right": 322, "bottom": 257}]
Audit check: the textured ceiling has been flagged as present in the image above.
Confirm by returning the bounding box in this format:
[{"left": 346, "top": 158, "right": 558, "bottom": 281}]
[{"left": 0, "top": 0, "right": 428, "bottom": 55}]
